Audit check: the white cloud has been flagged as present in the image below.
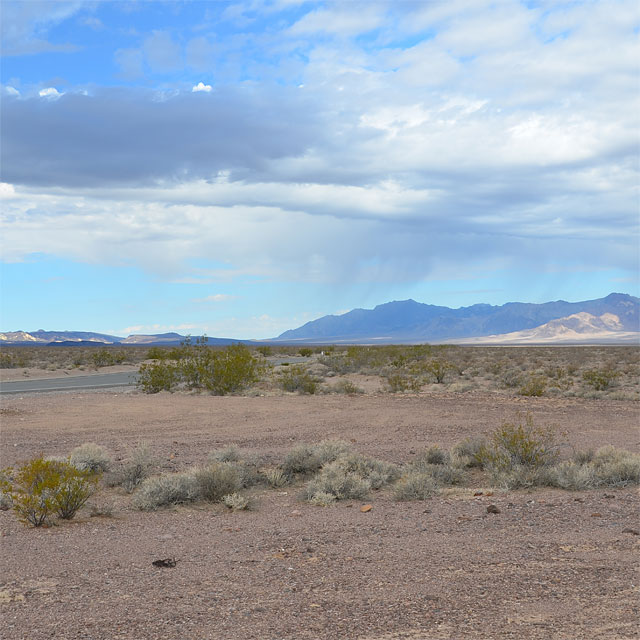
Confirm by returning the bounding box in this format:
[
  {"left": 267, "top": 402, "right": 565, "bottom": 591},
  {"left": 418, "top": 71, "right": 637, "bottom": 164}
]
[
  {"left": 191, "top": 294, "right": 237, "bottom": 303},
  {"left": 38, "top": 87, "right": 62, "bottom": 99},
  {"left": 192, "top": 81, "right": 213, "bottom": 93},
  {"left": 4, "top": 86, "right": 20, "bottom": 96}
]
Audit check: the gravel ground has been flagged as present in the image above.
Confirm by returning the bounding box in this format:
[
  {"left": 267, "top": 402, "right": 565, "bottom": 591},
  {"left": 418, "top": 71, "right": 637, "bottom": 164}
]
[{"left": 1, "top": 391, "right": 639, "bottom": 639}]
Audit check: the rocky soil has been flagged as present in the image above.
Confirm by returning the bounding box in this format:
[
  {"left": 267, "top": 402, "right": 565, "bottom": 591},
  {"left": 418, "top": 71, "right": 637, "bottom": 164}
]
[{"left": 1, "top": 391, "right": 639, "bottom": 639}]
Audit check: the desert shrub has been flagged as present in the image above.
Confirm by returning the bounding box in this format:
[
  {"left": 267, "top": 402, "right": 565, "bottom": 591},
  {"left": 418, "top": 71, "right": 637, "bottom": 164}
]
[
  {"left": 69, "top": 443, "right": 112, "bottom": 473},
  {"left": 573, "top": 449, "right": 595, "bottom": 465},
  {"left": 3, "top": 457, "right": 97, "bottom": 525},
  {"left": 91, "top": 349, "right": 126, "bottom": 368},
  {"left": 582, "top": 368, "right": 619, "bottom": 391},
  {"left": 501, "top": 369, "right": 523, "bottom": 388},
  {"left": 415, "top": 446, "right": 448, "bottom": 466},
  {"left": 109, "top": 443, "right": 156, "bottom": 493},
  {"left": 451, "top": 437, "right": 488, "bottom": 468},
  {"left": 518, "top": 375, "right": 547, "bottom": 397},
  {"left": 207, "top": 446, "right": 241, "bottom": 463},
  {"left": 256, "top": 346, "right": 272, "bottom": 357},
  {"left": 298, "top": 348, "right": 313, "bottom": 357},
  {"left": 279, "top": 365, "right": 318, "bottom": 394},
  {"left": 133, "top": 472, "right": 200, "bottom": 510},
  {"left": 308, "top": 491, "right": 336, "bottom": 506},
  {"left": 330, "top": 453, "right": 400, "bottom": 489},
  {"left": 282, "top": 440, "right": 352, "bottom": 477},
  {"left": 547, "top": 461, "right": 597, "bottom": 491},
  {"left": 425, "top": 359, "right": 456, "bottom": 384},
  {"left": 590, "top": 446, "right": 640, "bottom": 487},
  {"left": 331, "top": 380, "right": 364, "bottom": 395},
  {"left": 222, "top": 493, "right": 250, "bottom": 511},
  {"left": 479, "top": 413, "right": 559, "bottom": 471},
  {"left": 409, "top": 460, "right": 465, "bottom": 486},
  {"left": 194, "top": 463, "right": 242, "bottom": 502},
  {"left": 137, "top": 361, "right": 180, "bottom": 393},
  {"left": 385, "top": 373, "right": 419, "bottom": 393},
  {"left": 264, "top": 467, "right": 289, "bottom": 488},
  {"left": 304, "top": 461, "right": 370, "bottom": 502},
  {"left": 204, "top": 344, "right": 260, "bottom": 395},
  {"left": 489, "top": 464, "right": 554, "bottom": 490},
  {"left": 393, "top": 472, "right": 440, "bottom": 501},
  {"left": 146, "top": 347, "right": 168, "bottom": 360}
]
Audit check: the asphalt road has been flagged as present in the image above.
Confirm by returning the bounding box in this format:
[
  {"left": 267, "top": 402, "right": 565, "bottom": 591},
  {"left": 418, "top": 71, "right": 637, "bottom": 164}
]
[
  {"left": 0, "top": 356, "right": 314, "bottom": 395},
  {"left": 0, "top": 372, "right": 139, "bottom": 394}
]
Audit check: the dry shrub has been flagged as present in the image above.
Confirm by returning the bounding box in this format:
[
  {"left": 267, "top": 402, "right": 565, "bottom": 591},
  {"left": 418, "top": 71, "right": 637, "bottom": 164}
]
[
  {"left": 264, "top": 467, "right": 288, "bottom": 488},
  {"left": 394, "top": 472, "right": 440, "bottom": 501},
  {"left": 282, "top": 440, "right": 352, "bottom": 477},
  {"left": 308, "top": 491, "right": 336, "bottom": 506},
  {"left": 330, "top": 380, "right": 364, "bottom": 395},
  {"left": 207, "top": 446, "right": 241, "bottom": 463},
  {"left": 547, "top": 461, "right": 597, "bottom": 491},
  {"left": 590, "top": 446, "right": 640, "bottom": 487},
  {"left": 133, "top": 472, "right": 199, "bottom": 510},
  {"left": 107, "top": 443, "right": 156, "bottom": 493},
  {"left": 450, "top": 437, "right": 488, "bottom": 468},
  {"left": 194, "top": 463, "right": 242, "bottom": 502},
  {"left": 222, "top": 493, "right": 250, "bottom": 511},
  {"left": 70, "top": 443, "right": 112, "bottom": 473},
  {"left": 304, "top": 461, "right": 370, "bottom": 502}
]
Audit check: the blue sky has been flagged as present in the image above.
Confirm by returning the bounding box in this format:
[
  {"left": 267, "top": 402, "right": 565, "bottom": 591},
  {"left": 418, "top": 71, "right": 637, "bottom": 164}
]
[{"left": 1, "top": 0, "right": 638, "bottom": 339}]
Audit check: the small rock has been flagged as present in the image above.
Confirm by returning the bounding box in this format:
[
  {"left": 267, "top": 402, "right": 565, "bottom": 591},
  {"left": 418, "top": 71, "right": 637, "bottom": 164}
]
[
  {"left": 486, "top": 504, "right": 501, "bottom": 514},
  {"left": 290, "top": 510, "right": 302, "bottom": 517},
  {"left": 590, "top": 513, "right": 602, "bottom": 518},
  {"left": 604, "top": 494, "right": 616, "bottom": 499},
  {"left": 622, "top": 528, "right": 639, "bottom": 535},
  {"left": 485, "top": 491, "right": 494, "bottom": 497},
  {"left": 574, "top": 497, "right": 584, "bottom": 503},
  {"left": 360, "top": 504, "right": 372, "bottom": 513},
  {"left": 473, "top": 492, "right": 483, "bottom": 496}
]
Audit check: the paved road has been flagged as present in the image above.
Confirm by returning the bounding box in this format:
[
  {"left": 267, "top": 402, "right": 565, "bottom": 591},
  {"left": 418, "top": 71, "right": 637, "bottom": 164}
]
[
  {"left": 0, "top": 356, "right": 313, "bottom": 394},
  {"left": 0, "top": 372, "right": 139, "bottom": 394}
]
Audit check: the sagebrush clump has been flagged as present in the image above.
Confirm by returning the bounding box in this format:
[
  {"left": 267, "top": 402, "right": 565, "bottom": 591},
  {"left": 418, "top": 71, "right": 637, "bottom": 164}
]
[{"left": 70, "top": 443, "right": 112, "bottom": 473}]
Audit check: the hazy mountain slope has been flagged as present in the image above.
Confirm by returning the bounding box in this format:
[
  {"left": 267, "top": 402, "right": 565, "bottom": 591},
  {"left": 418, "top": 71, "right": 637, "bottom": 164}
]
[
  {"left": 0, "top": 330, "right": 123, "bottom": 344},
  {"left": 275, "top": 293, "right": 639, "bottom": 343},
  {"left": 454, "top": 312, "right": 639, "bottom": 344}
]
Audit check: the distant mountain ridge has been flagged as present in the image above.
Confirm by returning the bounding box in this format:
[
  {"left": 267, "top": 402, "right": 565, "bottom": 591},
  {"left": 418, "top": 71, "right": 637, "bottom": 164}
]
[
  {"left": 275, "top": 293, "right": 640, "bottom": 344},
  {"left": 0, "top": 330, "right": 243, "bottom": 347}
]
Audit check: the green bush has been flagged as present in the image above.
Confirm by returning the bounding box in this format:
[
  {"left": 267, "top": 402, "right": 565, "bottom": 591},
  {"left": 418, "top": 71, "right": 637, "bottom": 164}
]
[
  {"left": 582, "top": 368, "right": 619, "bottom": 391},
  {"left": 298, "top": 348, "right": 313, "bottom": 357},
  {"left": 479, "top": 413, "right": 560, "bottom": 471},
  {"left": 450, "top": 437, "right": 488, "bottom": 468},
  {"left": 279, "top": 365, "right": 318, "bottom": 394},
  {"left": 424, "top": 359, "right": 456, "bottom": 384},
  {"left": 137, "top": 361, "right": 180, "bottom": 393},
  {"left": 518, "top": 375, "right": 547, "bottom": 397},
  {"left": 3, "top": 457, "right": 97, "bottom": 526},
  {"left": 256, "top": 346, "right": 272, "bottom": 357}
]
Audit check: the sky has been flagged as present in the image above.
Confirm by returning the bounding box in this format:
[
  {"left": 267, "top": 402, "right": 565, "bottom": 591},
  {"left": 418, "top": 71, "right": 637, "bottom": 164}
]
[{"left": 1, "top": 0, "right": 638, "bottom": 339}]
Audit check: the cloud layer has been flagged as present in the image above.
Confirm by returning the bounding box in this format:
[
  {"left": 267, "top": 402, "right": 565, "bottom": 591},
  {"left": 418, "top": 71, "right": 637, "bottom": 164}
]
[{"left": 1, "top": 0, "right": 638, "bottom": 303}]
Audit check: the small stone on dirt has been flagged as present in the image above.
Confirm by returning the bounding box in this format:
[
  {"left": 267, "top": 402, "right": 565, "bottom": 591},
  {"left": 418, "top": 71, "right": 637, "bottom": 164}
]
[
  {"left": 360, "top": 504, "right": 372, "bottom": 513},
  {"left": 622, "top": 528, "right": 639, "bottom": 535},
  {"left": 152, "top": 558, "right": 177, "bottom": 568},
  {"left": 590, "top": 513, "right": 602, "bottom": 518},
  {"left": 486, "top": 505, "right": 501, "bottom": 514}
]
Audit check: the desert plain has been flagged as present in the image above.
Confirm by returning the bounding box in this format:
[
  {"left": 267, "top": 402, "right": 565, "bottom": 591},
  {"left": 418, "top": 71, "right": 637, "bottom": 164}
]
[{"left": 1, "top": 346, "right": 639, "bottom": 640}]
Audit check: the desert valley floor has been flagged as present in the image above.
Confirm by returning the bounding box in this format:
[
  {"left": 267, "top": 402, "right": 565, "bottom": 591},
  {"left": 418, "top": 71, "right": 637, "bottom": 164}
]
[{"left": 1, "top": 389, "right": 639, "bottom": 639}]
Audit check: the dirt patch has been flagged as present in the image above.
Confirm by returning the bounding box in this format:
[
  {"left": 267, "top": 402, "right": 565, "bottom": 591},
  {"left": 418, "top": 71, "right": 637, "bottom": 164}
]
[{"left": 1, "top": 392, "right": 639, "bottom": 639}]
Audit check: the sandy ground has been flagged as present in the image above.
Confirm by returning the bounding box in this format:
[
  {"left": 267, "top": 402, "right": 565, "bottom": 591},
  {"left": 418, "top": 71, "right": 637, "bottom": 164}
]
[{"left": 1, "top": 391, "right": 639, "bottom": 639}]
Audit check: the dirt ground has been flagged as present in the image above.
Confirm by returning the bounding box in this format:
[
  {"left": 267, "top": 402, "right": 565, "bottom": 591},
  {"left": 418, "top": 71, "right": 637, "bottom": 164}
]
[{"left": 1, "top": 390, "right": 639, "bottom": 639}]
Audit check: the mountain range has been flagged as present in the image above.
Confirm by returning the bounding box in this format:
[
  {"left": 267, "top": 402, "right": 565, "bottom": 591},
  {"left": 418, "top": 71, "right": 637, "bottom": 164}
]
[
  {"left": 274, "top": 293, "right": 639, "bottom": 344},
  {"left": 1, "top": 293, "right": 638, "bottom": 346}
]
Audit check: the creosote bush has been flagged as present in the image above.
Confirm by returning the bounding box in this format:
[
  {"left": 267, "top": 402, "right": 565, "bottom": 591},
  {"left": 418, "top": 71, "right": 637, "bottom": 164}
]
[
  {"left": 478, "top": 413, "right": 560, "bottom": 471},
  {"left": 2, "top": 457, "right": 98, "bottom": 526},
  {"left": 582, "top": 368, "right": 619, "bottom": 391},
  {"left": 279, "top": 365, "right": 318, "bottom": 394},
  {"left": 222, "top": 493, "right": 250, "bottom": 511},
  {"left": 394, "top": 472, "right": 440, "bottom": 501},
  {"left": 137, "top": 340, "right": 260, "bottom": 395}
]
